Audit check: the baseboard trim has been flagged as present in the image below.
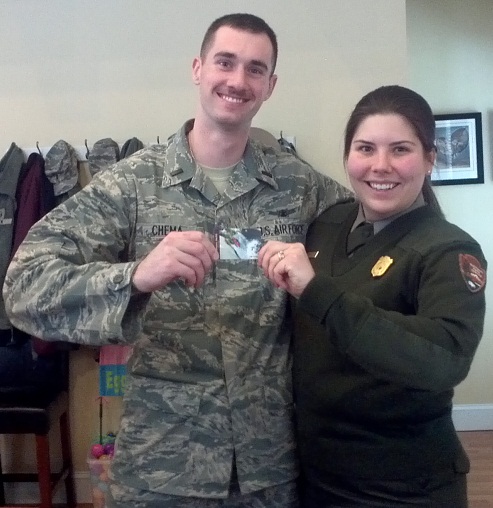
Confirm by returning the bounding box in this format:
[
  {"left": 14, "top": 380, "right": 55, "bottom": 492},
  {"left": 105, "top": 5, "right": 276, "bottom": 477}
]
[
  {"left": 75, "top": 471, "right": 92, "bottom": 504},
  {"left": 452, "top": 403, "right": 493, "bottom": 431},
  {"left": 3, "top": 471, "right": 92, "bottom": 504}
]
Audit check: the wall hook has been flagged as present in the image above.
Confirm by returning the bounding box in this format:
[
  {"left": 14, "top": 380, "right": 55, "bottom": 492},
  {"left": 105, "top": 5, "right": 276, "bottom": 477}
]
[
  {"left": 36, "top": 141, "right": 42, "bottom": 156},
  {"left": 84, "top": 139, "right": 90, "bottom": 159},
  {"left": 157, "top": 135, "right": 160, "bottom": 144}
]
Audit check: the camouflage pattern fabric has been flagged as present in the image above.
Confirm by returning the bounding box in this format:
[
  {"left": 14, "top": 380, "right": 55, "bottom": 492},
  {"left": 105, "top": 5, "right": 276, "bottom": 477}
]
[
  {"left": 88, "top": 137, "right": 120, "bottom": 176},
  {"left": 4, "top": 120, "right": 352, "bottom": 498},
  {"left": 120, "top": 137, "right": 145, "bottom": 159},
  {"left": 0, "top": 142, "right": 24, "bottom": 330},
  {"left": 44, "top": 140, "right": 79, "bottom": 196},
  {"left": 107, "top": 478, "right": 298, "bottom": 507}
]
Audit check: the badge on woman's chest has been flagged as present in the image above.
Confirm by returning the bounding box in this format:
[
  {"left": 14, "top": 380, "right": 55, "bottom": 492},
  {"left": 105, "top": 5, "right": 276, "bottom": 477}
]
[{"left": 371, "top": 256, "right": 394, "bottom": 277}]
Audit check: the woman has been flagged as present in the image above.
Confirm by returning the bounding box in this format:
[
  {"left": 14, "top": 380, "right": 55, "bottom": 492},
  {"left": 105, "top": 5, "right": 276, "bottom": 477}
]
[{"left": 258, "top": 85, "right": 487, "bottom": 507}]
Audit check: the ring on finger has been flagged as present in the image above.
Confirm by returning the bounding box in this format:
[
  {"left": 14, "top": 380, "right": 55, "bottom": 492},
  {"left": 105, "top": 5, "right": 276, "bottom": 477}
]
[{"left": 278, "top": 250, "right": 285, "bottom": 261}]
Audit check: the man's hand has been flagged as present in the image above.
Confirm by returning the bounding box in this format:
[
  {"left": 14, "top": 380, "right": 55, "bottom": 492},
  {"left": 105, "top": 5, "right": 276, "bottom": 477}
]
[{"left": 132, "top": 231, "right": 219, "bottom": 293}]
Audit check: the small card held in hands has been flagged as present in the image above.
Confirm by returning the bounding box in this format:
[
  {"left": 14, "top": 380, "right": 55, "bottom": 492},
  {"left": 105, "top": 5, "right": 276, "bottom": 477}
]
[{"left": 217, "top": 228, "right": 264, "bottom": 260}]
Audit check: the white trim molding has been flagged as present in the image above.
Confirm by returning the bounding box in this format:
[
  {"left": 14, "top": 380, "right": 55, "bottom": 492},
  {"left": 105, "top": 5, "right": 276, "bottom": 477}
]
[
  {"left": 452, "top": 404, "right": 493, "bottom": 431},
  {"left": 2, "top": 471, "right": 92, "bottom": 505}
]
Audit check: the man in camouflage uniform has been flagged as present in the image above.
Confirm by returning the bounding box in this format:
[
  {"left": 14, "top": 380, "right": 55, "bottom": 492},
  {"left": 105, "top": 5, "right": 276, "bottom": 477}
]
[{"left": 3, "top": 13, "right": 350, "bottom": 508}]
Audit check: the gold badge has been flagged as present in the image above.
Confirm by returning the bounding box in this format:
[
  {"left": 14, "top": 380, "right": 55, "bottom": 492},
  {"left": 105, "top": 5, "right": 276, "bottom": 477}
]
[{"left": 371, "top": 256, "right": 394, "bottom": 277}]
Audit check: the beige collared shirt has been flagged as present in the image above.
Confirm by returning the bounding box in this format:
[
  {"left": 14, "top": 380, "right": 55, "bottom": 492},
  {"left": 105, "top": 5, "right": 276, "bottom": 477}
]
[{"left": 352, "top": 193, "right": 426, "bottom": 234}]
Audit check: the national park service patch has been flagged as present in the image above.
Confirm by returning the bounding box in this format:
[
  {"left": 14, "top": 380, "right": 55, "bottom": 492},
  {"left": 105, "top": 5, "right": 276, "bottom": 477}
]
[{"left": 459, "top": 253, "right": 486, "bottom": 293}]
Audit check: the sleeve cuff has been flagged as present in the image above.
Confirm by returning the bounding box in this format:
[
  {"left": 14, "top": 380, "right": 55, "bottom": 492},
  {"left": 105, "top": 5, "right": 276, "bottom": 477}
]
[{"left": 298, "top": 274, "right": 344, "bottom": 322}]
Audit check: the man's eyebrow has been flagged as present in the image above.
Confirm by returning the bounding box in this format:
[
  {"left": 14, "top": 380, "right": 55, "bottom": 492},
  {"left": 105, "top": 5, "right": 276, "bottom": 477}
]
[
  {"left": 213, "top": 52, "right": 269, "bottom": 71},
  {"left": 213, "top": 51, "right": 236, "bottom": 60}
]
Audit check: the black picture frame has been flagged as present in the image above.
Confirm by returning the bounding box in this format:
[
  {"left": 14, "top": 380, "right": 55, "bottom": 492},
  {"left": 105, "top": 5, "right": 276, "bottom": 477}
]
[{"left": 432, "top": 112, "right": 484, "bottom": 186}]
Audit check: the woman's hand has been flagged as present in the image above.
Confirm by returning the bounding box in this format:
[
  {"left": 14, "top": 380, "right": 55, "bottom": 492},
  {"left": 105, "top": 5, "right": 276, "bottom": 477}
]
[{"left": 258, "top": 241, "right": 315, "bottom": 298}]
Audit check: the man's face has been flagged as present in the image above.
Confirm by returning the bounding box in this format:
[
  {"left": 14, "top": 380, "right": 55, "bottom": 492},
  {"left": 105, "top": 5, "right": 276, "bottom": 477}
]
[{"left": 192, "top": 26, "right": 277, "bottom": 131}]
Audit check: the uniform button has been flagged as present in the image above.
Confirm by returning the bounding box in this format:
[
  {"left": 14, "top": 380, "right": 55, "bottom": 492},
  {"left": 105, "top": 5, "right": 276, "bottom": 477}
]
[{"left": 112, "top": 274, "right": 124, "bottom": 284}]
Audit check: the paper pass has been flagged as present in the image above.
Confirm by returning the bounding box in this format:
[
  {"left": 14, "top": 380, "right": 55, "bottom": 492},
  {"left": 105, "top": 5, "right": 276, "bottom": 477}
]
[{"left": 218, "top": 228, "right": 264, "bottom": 260}]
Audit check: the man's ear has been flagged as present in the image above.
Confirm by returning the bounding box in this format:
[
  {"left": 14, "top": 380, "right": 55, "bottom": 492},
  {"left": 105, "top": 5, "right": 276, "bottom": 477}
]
[
  {"left": 192, "top": 57, "right": 201, "bottom": 85},
  {"left": 265, "top": 73, "right": 278, "bottom": 100}
]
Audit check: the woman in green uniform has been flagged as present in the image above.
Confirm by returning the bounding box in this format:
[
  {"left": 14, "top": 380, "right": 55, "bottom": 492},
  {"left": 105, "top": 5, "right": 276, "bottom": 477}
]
[{"left": 259, "top": 85, "right": 487, "bottom": 507}]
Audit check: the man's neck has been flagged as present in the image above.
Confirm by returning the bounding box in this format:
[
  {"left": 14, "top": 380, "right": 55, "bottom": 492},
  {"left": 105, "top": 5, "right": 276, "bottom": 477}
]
[{"left": 188, "top": 118, "right": 249, "bottom": 168}]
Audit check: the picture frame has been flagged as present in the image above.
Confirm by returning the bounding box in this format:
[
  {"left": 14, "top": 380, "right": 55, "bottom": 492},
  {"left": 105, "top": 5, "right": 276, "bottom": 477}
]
[{"left": 432, "top": 112, "right": 484, "bottom": 186}]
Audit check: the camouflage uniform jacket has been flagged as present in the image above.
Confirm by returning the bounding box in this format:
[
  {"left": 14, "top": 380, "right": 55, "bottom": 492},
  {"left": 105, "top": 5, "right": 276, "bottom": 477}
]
[
  {"left": 3, "top": 121, "right": 351, "bottom": 498},
  {"left": 0, "top": 142, "right": 24, "bottom": 331}
]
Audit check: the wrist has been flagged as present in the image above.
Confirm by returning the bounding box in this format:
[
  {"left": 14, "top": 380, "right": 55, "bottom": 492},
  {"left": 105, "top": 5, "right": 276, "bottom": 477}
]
[{"left": 131, "top": 263, "right": 147, "bottom": 294}]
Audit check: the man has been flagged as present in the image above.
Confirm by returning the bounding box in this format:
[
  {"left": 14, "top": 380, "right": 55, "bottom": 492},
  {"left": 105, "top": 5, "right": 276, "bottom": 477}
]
[{"left": 3, "top": 13, "right": 350, "bottom": 508}]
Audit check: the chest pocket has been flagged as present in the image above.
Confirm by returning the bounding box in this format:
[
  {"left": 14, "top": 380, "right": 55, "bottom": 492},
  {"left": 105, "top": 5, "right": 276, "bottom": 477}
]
[
  {"left": 144, "top": 282, "right": 205, "bottom": 331},
  {"left": 234, "top": 220, "right": 304, "bottom": 325},
  {"left": 215, "top": 258, "right": 286, "bottom": 327},
  {"left": 135, "top": 219, "right": 206, "bottom": 331},
  {"left": 214, "top": 217, "right": 303, "bottom": 328}
]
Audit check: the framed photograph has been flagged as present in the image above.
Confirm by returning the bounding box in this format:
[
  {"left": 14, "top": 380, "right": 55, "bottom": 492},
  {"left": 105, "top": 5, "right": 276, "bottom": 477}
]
[{"left": 432, "top": 112, "right": 484, "bottom": 186}]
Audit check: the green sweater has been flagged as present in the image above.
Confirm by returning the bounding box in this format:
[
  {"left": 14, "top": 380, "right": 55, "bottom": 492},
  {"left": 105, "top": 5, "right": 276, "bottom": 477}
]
[{"left": 294, "top": 202, "right": 487, "bottom": 481}]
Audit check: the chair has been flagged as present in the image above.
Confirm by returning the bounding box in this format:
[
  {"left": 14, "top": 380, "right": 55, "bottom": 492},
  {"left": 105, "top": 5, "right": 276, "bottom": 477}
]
[{"left": 0, "top": 347, "right": 76, "bottom": 508}]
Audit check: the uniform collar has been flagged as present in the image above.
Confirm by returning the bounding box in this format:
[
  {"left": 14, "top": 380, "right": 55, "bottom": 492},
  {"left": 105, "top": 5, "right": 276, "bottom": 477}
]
[
  {"left": 162, "top": 120, "right": 279, "bottom": 201},
  {"left": 353, "top": 193, "right": 426, "bottom": 234}
]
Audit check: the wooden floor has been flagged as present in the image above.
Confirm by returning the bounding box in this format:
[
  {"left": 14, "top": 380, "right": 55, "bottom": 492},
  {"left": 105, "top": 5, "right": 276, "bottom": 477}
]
[
  {"left": 459, "top": 431, "right": 493, "bottom": 507},
  {"left": 74, "top": 431, "right": 492, "bottom": 507}
]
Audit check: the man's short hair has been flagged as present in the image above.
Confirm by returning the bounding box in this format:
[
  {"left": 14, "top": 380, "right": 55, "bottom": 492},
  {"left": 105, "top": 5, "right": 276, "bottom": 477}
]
[{"left": 200, "top": 13, "right": 278, "bottom": 73}]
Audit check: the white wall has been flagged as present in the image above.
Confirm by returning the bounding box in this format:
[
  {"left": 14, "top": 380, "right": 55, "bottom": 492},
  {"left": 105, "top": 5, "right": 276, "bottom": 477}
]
[
  {"left": 3, "top": 1, "right": 491, "bottom": 503},
  {"left": 407, "top": 0, "right": 493, "bottom": 405},
  {"left": 0, "top": 0, "right": 408, "bottom": 184},
  {"left": 0, "top": 0, "right": 409, "bottom": 479}
]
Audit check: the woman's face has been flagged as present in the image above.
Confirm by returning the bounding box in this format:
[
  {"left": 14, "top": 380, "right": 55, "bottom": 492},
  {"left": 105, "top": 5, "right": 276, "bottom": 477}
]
[{"left": 346, "top": 113, "right": 435, "bottom": 222}]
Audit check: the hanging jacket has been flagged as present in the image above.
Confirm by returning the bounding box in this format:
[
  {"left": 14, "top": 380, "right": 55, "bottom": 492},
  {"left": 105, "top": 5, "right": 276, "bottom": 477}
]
[
  {"left": 12, "top": 152, "right": 56, "bottom": 355},
  {"left": 0, "top": 142, "right": 24, "bottom": 333}
]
